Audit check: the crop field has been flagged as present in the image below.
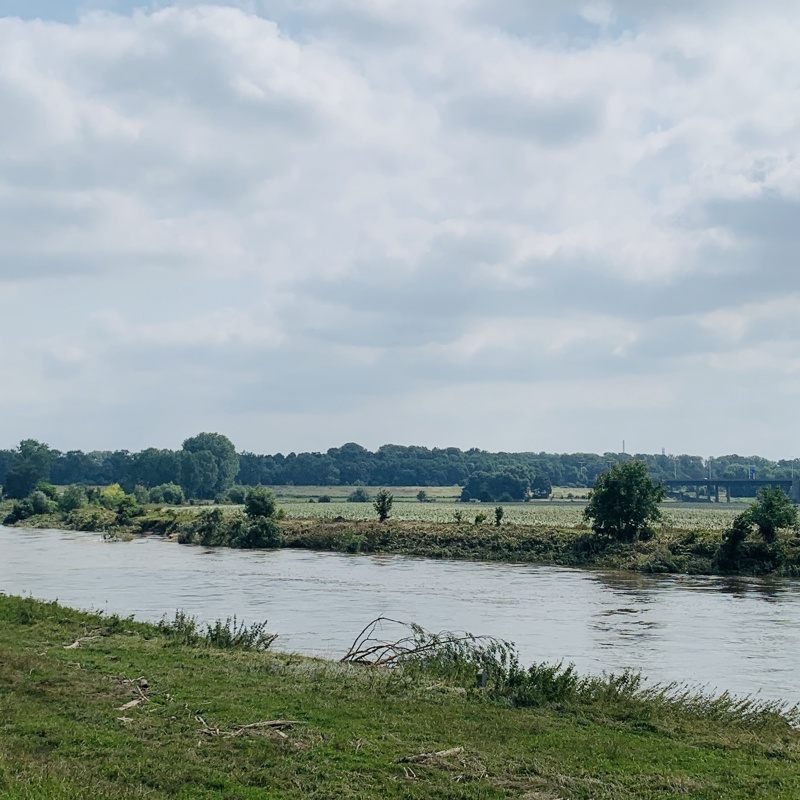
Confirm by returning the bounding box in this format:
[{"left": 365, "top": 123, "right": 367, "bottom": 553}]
[{"left": 275, "top": 495, "right": 745, "bottom": 531}]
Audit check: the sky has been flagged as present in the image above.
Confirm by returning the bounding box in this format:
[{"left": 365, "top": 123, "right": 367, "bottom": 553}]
[{"left": 1, "top": 0, "right": 799, "bottom": 459}]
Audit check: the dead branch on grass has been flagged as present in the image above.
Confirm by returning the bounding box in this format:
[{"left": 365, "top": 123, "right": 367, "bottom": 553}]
[
  {"left": 397, "top": 747, "right": 464, "bottom": 764},
  {"left": 64, "top": 634, "right": 100, "bottom": 650},
  {"left": 196, "top": 716, "right": 302, "bottom": 738}
]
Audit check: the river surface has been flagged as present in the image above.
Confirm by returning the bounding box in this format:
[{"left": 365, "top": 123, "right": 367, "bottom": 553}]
[{"left": 2, "top": 526, "right": 799, "bottom": 704}]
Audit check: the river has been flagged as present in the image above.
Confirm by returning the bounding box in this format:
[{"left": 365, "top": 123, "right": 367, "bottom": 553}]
[{"left": 2, "top": 526, "right": 798, "bottom": 704}]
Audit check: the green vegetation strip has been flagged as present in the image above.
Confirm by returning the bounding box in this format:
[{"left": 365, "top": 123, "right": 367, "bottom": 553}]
[{"left": 1, "top": 595, "right": 799, "bottom": 799}]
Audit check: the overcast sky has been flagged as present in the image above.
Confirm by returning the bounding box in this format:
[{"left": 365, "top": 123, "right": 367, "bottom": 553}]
[{"left": 1, "top": 0, "right": 799, "bottom": 458}]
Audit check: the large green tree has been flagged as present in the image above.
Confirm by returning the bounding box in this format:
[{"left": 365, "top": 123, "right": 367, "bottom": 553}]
[
  {"left": 181, "top": 433, "right": 239, "bottom": 498},
  {"left": 4, "top": 440, "right": 54, "bottom": 499},
  {"left": 584, "top": 461, "right": 665, "bottom": 542}
]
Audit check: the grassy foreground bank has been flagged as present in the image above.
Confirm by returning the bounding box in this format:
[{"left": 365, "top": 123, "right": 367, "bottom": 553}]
[{"left": 1, "top": 595, "right": 799, "bottom": 799}]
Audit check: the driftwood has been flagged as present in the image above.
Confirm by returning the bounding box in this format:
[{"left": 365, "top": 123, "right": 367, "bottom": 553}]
[
  {"left": 113, "top": 676, "right": 150, "bottom": 713},
  {"left": 64, "top": 635, "right": 100, "bottom": 650},
  {"left": 196, "top": 716, "right": 302, "bottom": 738},
  {"left": 116, "top": 698, "right": 145, "bottom": 711},
  {"left": 397, "top": 747, "right": 464, "bottom": 764}
]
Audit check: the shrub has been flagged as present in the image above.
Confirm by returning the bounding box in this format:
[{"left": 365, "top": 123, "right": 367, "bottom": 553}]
[
  {"left": 494, "top": 506, "right": 504, "bottom": 526},
  {"left": 66, "top": 506, "right": 117, "bottom": 532},
  {"left": 747, "top": 486, "right": 797, "bottom": 542},
  {"left": 318, "top": 494, "right": 332, "bottom": 503},
  {"left": 149, "top": 483, "right": 186, "bottom": 505},
  {"left": 35, "top": 482, "right": 59, "bottom": 501},
  {"left": 240, "top": 516, "right": 283, "bottom": 549},
  {"left": 133, "top": 484, "right": 150, "bottom": 505},
  {"left": 244, "top": 486, "right": 277, "bottom": 519},
  {"left": 347, "top": 488, "right": 371, "bottom": 503},
  {"left": 226, "top": 485, "right": 247, "bottom": 504},
  {"left": 29, "top": 490, "right": 56, "bottom": 516},
  {"left": 59, "top": 484, "right": 88, "bottom": 512},
  {"left": 115, "top": 494, "right": 142, "bottom": 525},
  {"left": 100, "top": 484, "right": 128, "bottom": 510}
]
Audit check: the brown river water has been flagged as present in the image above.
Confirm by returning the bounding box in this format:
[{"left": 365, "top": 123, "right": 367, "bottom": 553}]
[{"left": 1, "top": 526, "right": 798, "bottom": 704}]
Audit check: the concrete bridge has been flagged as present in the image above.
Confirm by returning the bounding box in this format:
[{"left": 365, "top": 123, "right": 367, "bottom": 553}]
[{"left": 662, "top": 478, "right": 799, "bottom": 503}]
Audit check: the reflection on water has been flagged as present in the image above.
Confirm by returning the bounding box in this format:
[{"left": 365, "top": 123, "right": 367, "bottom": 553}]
[{"left": 1, "top": 526, "right": 799, "bottom": 703}]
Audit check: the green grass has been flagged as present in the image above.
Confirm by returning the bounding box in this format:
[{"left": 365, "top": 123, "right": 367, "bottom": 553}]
[{"left": 0, "top": 594, "right": 798, "bottom": 799}]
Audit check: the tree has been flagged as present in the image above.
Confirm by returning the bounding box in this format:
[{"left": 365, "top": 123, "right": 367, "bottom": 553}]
[
  {"left": 182, "top": 433, "right": 239, "bottom": 497},
  {"left": 347, "top": 488, "right": 371, "bottom": 503},
  {"left": 244, "top": 486, "right": 277, "bottom": 519},
  {"left": 416, "top": 490, "right": 428, "bottom": 503},
  {"left": 373, "top": 489, "right": 393, "bottom": 522},
  {"left": 531, "top": 474, "right": 552, "bottom": 499},
  {"left": 584, "top": 461, "right": 665, "bottom": 542},
  {"left": 746, "top": 486, "right": 797, "bottom": 542},
  {"left": 5, "top": 440, "right": 53, "bottom": 499},
  {"left": 180, "top": 450, "right": 218, "bottom": 499}
]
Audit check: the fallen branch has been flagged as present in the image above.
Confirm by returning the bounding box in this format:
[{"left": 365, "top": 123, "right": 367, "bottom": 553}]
[
  {"left": 196, "top": 717, "right": 302, "bottom": 738},
  {"left": 64, "top": 635, "right": 100, "bottom": 650},
  {"left": 117, "top": 698, "right": 145, "bottom": 711},
  {"left": 397, "top": 747, "right": 464, "bottom": 764}
]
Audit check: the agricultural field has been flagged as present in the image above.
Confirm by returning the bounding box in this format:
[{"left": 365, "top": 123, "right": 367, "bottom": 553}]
[{"left": 272, "top": 488, "right": 746, "bottom": 531}]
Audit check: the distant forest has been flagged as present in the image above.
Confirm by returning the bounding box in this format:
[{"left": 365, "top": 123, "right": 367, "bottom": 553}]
[{"left": 0, "top": 434, "right": 796, "bottom": 502}]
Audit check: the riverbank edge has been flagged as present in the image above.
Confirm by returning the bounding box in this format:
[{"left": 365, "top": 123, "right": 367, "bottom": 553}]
[
  {"left": 1, "top": 593, "right": 799, "bottom": 799},
  {"left": 6, "top": 509, "right": 800, "bottom": 577}
]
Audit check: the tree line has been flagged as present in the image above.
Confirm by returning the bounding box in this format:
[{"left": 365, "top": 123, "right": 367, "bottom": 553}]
[{"left": 0, "top": 434, "right": 797, "bottom": 501}]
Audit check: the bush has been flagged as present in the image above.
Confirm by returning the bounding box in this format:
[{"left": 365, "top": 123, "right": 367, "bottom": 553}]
[
  {"left": 157, "top": 611, "right": 276, "bottom": 651},
  {"left": 226, "top": 485, "right": 247, "bottom": 504},
  {"left": 149, "top": 483, "right": 186, "bottom": 505},
  {"left": 347, "top": 488, "right": 371, "bottom": 503},
  {"left": 100, "top": 484, "right": 128, "bottom": 510},
  {"left": 4, "top": 500, "right": 34, "bottom": 524},
  {"left": 717, "top": 487, "right": 797, "bottom": 570},
  {"left": 244, "top": 486, "right": 277, "bottom": 519},
  {"left": 116, "top": 494, "right": 142, "bottom": 525},
  {"left": 133, "top": 484, "right": 150, "bottom": 505},
  {"left": 746, "top": 486, "right": 797, "bottom": 542},
  {"left": 239, "top": 516, "right": 283, "bottom": 549},
  {"left": 59, "top": 484, "right": 88, "bottom": 512},
  {"left": 35, "top": 482, "right": 59, "bottom": 501},
  {"left": 66, "top": 506, "right": 117, "bottom": 532},
  {"left": 186, "top": 508, "right": 283, "bottom": 550},
  {"left": 318, "top": 494, "right": 332, "bottom": 503},
  {"left": 29, "top": 490, "right": 56, "bottom": 516}
]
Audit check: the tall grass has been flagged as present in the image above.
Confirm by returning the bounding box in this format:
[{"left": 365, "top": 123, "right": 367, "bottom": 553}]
[{"left": 157, "top": 610, "right": 277, "bottom": 651}]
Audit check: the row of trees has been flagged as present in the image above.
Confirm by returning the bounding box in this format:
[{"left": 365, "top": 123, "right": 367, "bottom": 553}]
[
  {"left": 0, "top": 434, "right": 238, "bottom": 501},
  {"left": 1, "top": 435, "right": 798, "bottom": 501}
]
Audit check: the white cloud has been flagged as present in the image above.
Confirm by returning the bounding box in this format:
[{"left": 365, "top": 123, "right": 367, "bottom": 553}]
[{"left": 1, "top": 1, "right": 800, "bottom": 457}]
